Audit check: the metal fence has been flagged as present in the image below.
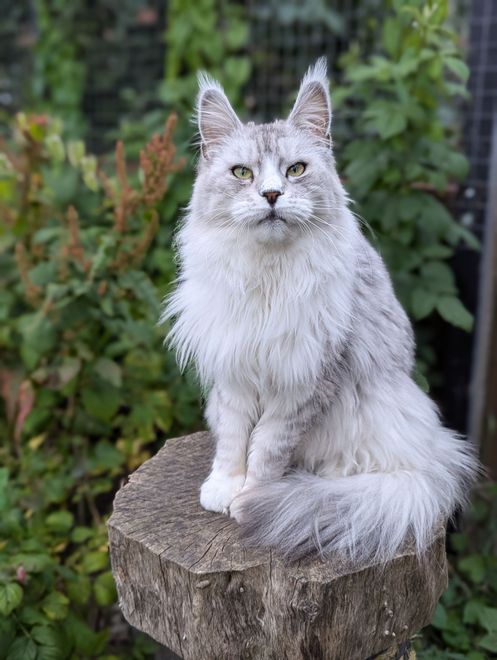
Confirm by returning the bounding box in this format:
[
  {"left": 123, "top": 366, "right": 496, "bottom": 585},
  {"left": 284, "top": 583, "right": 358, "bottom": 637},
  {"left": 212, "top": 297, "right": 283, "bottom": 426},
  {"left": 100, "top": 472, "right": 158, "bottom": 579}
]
[{"left": 244, "top": 0, "right": 383, "bottom": 121}]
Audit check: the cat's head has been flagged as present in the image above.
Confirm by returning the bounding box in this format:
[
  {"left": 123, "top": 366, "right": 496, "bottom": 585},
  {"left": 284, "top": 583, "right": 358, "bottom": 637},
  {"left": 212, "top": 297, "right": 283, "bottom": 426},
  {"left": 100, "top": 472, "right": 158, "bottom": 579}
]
[{"left": 191, "top": 58, "right": 346, "bottom": 246}]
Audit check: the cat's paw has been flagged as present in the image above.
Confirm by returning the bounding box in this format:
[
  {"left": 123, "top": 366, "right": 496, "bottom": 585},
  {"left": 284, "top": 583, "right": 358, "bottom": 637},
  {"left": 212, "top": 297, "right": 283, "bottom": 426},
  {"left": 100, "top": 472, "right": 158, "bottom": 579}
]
[
  {"left": 229, "top": 480, "right": 257, "bottom": 523},
  {"left": 200, "top": 471, "right": 245, "bottom": 515},
  {"left": 228, "top": 494, "right": 245, "bottom": 523}
]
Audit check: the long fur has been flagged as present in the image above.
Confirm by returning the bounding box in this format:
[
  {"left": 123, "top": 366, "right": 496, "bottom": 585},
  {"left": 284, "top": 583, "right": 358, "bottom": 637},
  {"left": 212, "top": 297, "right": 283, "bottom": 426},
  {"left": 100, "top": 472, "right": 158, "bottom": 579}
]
[{"left": 161, "top": 60, "right": 478, "bottom": 563}]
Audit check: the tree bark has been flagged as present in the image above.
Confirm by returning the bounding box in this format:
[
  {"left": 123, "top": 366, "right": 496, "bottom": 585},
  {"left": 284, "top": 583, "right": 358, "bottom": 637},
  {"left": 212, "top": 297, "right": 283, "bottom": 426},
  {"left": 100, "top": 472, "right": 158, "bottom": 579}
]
[{"left": 108, "top": 432, "right": 447, "bottom": 660}]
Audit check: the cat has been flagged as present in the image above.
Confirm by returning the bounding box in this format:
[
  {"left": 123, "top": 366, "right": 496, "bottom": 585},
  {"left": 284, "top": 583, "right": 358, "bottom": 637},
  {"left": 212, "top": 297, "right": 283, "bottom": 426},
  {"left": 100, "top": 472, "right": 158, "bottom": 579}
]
[{"left": 161, "top": 58, "right": 478, "bottom": 563}]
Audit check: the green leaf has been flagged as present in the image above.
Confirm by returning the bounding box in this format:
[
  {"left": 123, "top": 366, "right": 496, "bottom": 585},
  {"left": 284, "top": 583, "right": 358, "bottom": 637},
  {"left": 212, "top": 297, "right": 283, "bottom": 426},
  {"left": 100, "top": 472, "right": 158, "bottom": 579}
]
[
  {"left": 463, "top": 599, "right": 486, "bottom": 625},
  {"left": 413, "top": 368, "right": 429, "bottom": 393},
  {"left": 368, "top": 105, "right": 407, "bottom": 139},
  {"left": 66, "top": 574, "right": 91, "bottom": 605},
  {"left": 431, "top": 603, "right": 448, "bottom": 629},
  {"left": 67, "top": 140, "right": 85, "bottom": 166},
  {"left": 0, "top": 583, "right": 23, "bottom": 616},
  {"left": 71, "top": 526, "right": 94, "bottom": 543},
  {"left": 45, "top": 135, "right": 66, "bottom": 162},
  {"left": 458, "top": 555, "right": 486, "bottom": 583},
  {"left": 28, "top": 262, "right": 58, "bottom": 287},
  {"left": 450, "top": 532, "right": 468, "bottom": 553},
  {"left": 0, "top": 467, "right": 9, "bottom": 511},
  {"left": 421, "top": 261, "right": 456, "bottom": 293},
  {"left": 437, "top": 296, "right": 473, "bottom": 331},
  {"left": 94, "top": 571, "right": 117, "bottom": 606},
  {"left": 31, "top": 625, "right": 68, "bottom": 660},
  {"left": 93, "top": 357, "right": 122, "bottom": 387},
  {"left": 89, "top": 441, "right": 124, "bottom": 472},
  {"left": 444, "top": 151, "right": 469, "bottom": 180},
  {"left": 120, "top": 271, "right": 159, "bottom": 315},
  {"left": 445, "top": 56, "right": 470, "bottom": 82},
  {"left": 382, "top": 17, "right": 401, "bottom": 56},
  {"left": 82, "top": 383, "right": 120, "bottom": 422},
  {"left": 7, "top": 637, "right": 38, "bottom": 660},
  {"left": 450, "top": 223, "right": 480, "bottom": 250},
  {"left": 41, "top": 591, "right": 69, "bottom": 621},
  {"left": 19, "top": 314, "right": 57, "bottom": 370},
  {"left": 10, "top": 553, "right": 52, "bottom": 573},
  {"left": 19, "top": 606, "right": 50, "bottom": 626},
  {"left": 56, "top": 357, "right": 81, "bottom": 387},
  {"left": 422, "top": 245, "right": 453, "bottom": 259},
  {"left": 479, "top": 633, "right": 497, "bottom": 653},
  {"left": 82, "top": 551, "right": 109, "bottom": 574},
  {"left": 411, "top": 289, "right": 437, "bottom": 320},
  {"left": 65, "top": 614, "right": 108, "bottom": 656},
  {"left": 479, "top": 607, "right": 497, "bottom": 633},
  {"left": 225, "top": 21, "right": 249, "bottom": 49},
  {"left": 0, "top": 617, "right": 15, "bottom": 653},
  {"left": 46, "top": 510, "right": 74, "bottom": 533}
]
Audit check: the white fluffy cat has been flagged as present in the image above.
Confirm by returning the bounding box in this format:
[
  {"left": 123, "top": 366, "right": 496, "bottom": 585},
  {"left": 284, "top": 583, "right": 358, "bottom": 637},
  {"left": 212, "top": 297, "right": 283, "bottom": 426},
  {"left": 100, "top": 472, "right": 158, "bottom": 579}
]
[{"left": 162, "top": 59, "right": 477, "bottom": 563}]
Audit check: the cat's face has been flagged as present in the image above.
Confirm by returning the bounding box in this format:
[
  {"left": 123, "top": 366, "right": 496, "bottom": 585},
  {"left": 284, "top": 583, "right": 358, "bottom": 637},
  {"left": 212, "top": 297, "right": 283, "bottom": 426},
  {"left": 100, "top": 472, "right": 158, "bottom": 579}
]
[{"left": 192, "top": 59, "right": 344, "bottom": 245}]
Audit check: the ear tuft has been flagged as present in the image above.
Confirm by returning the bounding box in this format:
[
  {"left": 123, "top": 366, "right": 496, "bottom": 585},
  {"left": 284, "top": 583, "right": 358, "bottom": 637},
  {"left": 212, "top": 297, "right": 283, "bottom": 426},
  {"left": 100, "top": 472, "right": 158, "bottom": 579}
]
[
  {"left": 197, "top": 73, "right": 241, "bottom": 157},
  {"left": 288, "top": 57, "right": 332, "bottom": 143}
]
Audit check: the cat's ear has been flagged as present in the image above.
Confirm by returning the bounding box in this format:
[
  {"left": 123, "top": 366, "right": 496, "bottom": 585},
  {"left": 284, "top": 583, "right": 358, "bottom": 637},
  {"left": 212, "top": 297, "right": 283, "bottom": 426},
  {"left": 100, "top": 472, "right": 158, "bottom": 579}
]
[
  {"left": 197, "top": 73, "right": 242, "bottom": 157},
  {"left": 288, "top": 58, "right": 331, "bottom": 142}
]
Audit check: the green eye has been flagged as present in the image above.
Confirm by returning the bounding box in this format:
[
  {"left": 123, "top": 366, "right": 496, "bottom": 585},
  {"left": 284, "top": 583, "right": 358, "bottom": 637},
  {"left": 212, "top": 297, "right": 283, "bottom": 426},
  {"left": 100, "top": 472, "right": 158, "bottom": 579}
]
[
  {"left": 286, "top": 162, "right": 306, "bottom": 177},
  {"left": 232, "top": 165, "right": 253, "bottom": 180}
]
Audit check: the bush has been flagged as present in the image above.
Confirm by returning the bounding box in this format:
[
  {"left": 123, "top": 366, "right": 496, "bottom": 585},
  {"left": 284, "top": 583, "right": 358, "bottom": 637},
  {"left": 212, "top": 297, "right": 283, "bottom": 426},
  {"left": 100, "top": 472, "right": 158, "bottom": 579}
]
[
  {"left": 0, "top": 112, "right": 202, "bottom": 658},
  {"left": 416, "top": 483, "right": 497, "bottom": 658},
  {"left": 333, "top": 0, "right": 478, "bottom": 384}
]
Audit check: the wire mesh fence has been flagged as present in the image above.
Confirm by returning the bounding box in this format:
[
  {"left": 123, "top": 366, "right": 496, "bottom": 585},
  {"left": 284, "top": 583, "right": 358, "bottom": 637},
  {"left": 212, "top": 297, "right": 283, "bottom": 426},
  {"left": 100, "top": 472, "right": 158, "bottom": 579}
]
[{"left": 244, "top": 0, "right": 383, "bottom": 121}]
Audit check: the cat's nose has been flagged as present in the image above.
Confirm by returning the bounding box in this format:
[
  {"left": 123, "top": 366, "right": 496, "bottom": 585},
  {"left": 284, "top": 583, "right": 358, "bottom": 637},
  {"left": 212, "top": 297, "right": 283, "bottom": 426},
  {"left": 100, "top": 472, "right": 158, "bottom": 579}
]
[{"left": 262, "top": 190, "right": 282, "bottom": 206}]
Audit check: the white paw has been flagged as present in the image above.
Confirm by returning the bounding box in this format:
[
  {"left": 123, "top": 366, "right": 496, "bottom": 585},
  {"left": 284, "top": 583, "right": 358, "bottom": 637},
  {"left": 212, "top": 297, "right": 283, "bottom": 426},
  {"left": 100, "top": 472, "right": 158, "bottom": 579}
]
[
  {"left": 228, "top": 494, "right": 245, "bottom": 523},
  {"left": 229, "top": 480, "right": 257, "bottom": 523},
  {"left": 200, "top": 471, "right": 245, "bottom": 515}
]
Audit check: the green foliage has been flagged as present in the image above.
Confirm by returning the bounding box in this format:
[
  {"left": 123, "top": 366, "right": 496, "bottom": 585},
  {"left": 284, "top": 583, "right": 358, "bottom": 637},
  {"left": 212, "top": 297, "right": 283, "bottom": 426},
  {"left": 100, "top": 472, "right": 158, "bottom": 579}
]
[
  {"left": 0, "top": 112, "right": 201, "bottom": 658},
  {"left": 164, "top": 0, "right": 251, "bottom": 105},
  {"left": 334, "top": 0, "right": 478, "bottom": 381},
  {"left": 417, "top": 483, "right": 497, "bottom": 658},
  {"left": 0, "top": 9, "right": 252, "bottom": 649},
  {"left": 30, "top": 1, "right": 88, "bottom": 134},
  {"left": 253, "top": 0, "right": 344, "bottom": 33},
  {"left": 120, "top": 0, "right": 251, "bottom": 271}
]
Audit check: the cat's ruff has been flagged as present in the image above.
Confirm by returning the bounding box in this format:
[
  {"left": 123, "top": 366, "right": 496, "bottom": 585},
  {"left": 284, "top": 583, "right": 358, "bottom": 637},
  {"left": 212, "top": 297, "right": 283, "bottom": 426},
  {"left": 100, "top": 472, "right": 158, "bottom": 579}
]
[{"left": 161, "top": 58, "right": 477, "bottom": 563}]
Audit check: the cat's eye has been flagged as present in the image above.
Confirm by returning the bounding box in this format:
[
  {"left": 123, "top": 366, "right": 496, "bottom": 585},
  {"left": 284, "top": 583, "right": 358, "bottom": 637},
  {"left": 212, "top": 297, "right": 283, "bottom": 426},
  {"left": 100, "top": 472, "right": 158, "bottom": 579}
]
[
  {"left": 232, "top": 165, "right": 253, "bottom": 180},
  {"left": 286, "top": 162, "right": 306, "bottom": 178}
]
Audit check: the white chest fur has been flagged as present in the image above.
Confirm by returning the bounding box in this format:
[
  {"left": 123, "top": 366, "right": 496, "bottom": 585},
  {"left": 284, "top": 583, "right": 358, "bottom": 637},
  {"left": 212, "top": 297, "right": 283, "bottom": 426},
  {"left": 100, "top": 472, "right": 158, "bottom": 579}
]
[{"left": 165, "top": 220, "right": 355, "bottom": 393}]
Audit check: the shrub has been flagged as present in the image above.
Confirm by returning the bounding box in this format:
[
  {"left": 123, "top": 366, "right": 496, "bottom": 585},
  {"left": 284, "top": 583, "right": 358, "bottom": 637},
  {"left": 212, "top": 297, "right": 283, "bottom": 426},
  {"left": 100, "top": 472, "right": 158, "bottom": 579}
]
[
  {"left": 416, "top": 483, "right": 497, "bottom": 658},
  {"left": 0, "top": 112, "right": 201, "bottom": 658},
  {"left": 333, "top": 0, "right": 478, "bottom": 383}
]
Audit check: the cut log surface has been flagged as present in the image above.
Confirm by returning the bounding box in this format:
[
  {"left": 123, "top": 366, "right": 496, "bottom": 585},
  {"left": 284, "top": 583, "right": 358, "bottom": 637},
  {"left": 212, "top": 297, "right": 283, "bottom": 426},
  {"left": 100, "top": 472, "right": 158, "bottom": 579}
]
[{"left": 108, "top": 432, "right": 448, "bottom": 660}]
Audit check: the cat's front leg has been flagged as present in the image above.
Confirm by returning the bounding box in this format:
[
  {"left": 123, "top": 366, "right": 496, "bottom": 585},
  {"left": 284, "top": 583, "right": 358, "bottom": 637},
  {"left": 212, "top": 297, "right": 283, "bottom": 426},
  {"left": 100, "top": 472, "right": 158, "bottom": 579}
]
[
  {"left": 230, "top": 392, "right": 321, "bottom": 521},
  {"left": 200, "top": 386, "right": 258, "bottom": 514}
]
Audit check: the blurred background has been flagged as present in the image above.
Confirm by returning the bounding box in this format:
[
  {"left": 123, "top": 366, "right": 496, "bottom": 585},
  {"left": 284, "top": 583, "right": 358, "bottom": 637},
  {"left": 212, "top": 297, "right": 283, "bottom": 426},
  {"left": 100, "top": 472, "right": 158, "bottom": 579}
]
[{"left": 0, "top": 1, "right": 496, "bottom": 658}]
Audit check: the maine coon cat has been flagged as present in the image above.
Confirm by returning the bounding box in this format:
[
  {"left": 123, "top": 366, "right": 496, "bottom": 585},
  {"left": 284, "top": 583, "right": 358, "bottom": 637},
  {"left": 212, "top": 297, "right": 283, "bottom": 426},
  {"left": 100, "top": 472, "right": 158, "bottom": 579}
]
[{"left": 162, "top": 59, "right": 477, "bottom": 563}]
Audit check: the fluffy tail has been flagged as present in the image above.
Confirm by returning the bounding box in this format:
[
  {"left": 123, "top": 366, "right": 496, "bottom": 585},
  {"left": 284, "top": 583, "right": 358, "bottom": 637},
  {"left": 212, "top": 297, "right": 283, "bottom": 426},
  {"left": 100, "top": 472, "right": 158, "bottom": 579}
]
[{"left": 236, "top": 438, "right": 478, "bottom": 563}]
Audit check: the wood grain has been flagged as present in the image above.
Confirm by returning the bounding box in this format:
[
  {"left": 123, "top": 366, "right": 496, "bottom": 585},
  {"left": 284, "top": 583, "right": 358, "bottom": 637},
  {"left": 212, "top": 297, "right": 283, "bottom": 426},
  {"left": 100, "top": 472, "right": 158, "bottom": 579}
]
[{"left": 108, "top": 432, "right": 447, "bottom": 660}]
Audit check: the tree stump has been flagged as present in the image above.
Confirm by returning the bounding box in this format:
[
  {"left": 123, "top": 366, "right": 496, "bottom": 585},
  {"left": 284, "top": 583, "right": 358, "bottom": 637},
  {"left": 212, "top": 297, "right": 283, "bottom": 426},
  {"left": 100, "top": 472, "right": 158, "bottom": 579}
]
[{"left": 108, "top": 432, "right": 448, "bottom": 660}]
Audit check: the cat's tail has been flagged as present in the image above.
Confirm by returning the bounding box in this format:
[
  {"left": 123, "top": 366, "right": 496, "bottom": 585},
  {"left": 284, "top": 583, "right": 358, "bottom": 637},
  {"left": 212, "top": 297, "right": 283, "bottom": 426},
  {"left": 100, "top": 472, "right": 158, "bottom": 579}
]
[{"left": 234, "top": 433, "right": 478, "bottom": 563}]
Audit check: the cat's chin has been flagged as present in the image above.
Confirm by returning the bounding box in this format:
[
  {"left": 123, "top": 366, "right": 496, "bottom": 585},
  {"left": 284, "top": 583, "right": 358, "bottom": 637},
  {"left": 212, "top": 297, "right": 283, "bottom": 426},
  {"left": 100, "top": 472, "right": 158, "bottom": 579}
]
[
  {"left": 257, "top": 210, "right": 287, "bottom": 225},
  {"left": 253, "top": 220, "right": 294, "bottom": 245},
  {"left": 251, "top": 211, "right": 296, "bottom": 245}
]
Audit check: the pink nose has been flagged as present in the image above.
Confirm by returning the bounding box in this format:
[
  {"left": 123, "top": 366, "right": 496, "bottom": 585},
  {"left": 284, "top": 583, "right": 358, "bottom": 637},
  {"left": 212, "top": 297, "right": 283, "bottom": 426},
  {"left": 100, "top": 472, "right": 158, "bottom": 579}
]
[{"left": 262, "top": 190, "right": 281, "bottom": 206}]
